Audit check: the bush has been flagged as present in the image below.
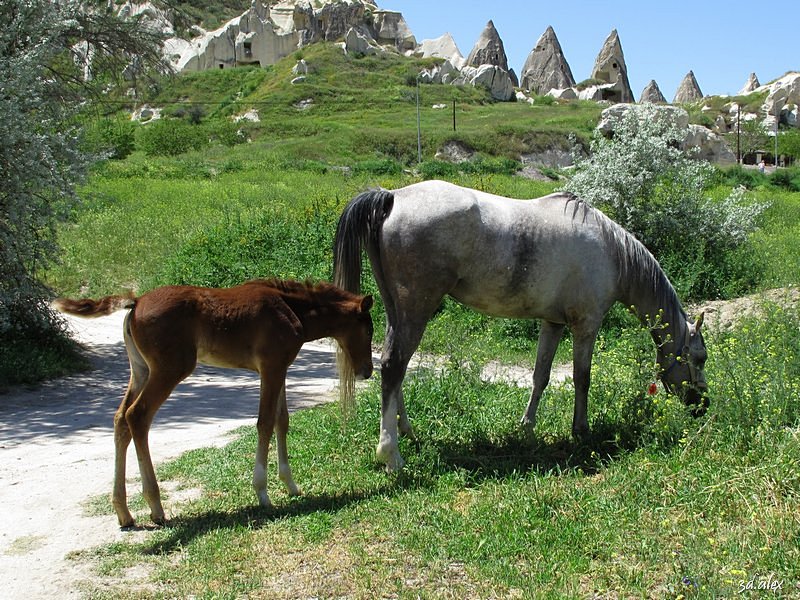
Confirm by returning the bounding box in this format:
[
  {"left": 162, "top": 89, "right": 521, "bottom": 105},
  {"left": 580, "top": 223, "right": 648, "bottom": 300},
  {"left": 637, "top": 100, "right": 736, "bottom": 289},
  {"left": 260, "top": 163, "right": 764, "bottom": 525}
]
[
  {"left": 721, "top": 164, "right": 766, "bottom": 189},
  {"left": 151, "top": 201, "right": 341, "bottom": 289},
  {"left": 81, "top": 117, "right": 138, "bottom": 160},
  {"left": 563, "top": 104, "right": 767, "bottom": 300},
  {"left": 135, "top": 118, "right": 209, "bottom": 157},
  {"left": 768, "top": 166, "right": 800, "bottom": 192}
]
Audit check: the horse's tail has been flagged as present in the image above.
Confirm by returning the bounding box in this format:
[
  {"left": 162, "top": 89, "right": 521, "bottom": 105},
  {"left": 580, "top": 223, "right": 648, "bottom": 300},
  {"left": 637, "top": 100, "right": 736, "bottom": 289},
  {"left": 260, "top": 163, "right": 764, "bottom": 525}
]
[
  {"left": 333, "top": 188, "right": 394, "bottom": 295},
  {"left": 52, "top": 293, "right": 137, "bottom": 318},
  {"left": 333, "top": 189, "right": 394, "bottom": 417}
]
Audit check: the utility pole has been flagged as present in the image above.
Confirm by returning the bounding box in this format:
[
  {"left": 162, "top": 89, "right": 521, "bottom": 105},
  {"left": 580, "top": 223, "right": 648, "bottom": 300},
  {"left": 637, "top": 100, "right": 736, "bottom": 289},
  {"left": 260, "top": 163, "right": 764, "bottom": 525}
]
[
  {"left": 416, "top": 77, "right": 422, "bottom": 163},
  {"left": 736, "top": 104, "right": 741, "bottom": 163}
]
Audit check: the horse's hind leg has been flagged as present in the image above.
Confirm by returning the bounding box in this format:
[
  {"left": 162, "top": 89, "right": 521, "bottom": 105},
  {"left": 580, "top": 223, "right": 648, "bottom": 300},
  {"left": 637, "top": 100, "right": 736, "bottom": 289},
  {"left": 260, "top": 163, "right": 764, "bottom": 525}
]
[
  {"left": 275, "top": 385, "right": 300, "bottom": 497},
  {"left": 113, "top": 316, "right": 149, "bottom": 528},
  {"left": 521, "top": 321, "right": 565, "bottom": 431},
  {"left": 377, "top": 316, "right": 431, "bottom": 472},
  {"left": 126, "top": 365, "right": 188, "bottom": 525}
]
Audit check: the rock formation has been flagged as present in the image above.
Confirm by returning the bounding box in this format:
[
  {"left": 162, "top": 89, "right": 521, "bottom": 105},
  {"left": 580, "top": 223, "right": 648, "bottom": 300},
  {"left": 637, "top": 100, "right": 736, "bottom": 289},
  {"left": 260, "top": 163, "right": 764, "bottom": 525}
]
[
  {"left": 639, "top": 80, "right": 666, "bottom": 104},
  {"left": 520, "top": 26, "right": 575, "bottom": 95},
  {"left": 466, "top": 20, "right": 510, "bottom": 72},
  {"left": 169, "top": 0, "right": 415, "bottom": 72},
  {"left": 590, "top": 29, "right": 633, "bottom": 103},
  {"left": 417, "top": 33, "right": 466, "bottom": 70},
  {"left": 673, "top": 71, "right": 703, "bottom": 103},
  {"left": 739, "top": 72, "right": 760, "bottom": 95}
]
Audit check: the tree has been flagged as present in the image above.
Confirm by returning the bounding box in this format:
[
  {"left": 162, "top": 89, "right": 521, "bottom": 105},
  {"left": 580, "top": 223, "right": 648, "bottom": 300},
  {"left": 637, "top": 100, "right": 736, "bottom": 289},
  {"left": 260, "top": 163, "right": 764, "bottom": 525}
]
[
  {"left": 0, "top": 0, "right": 167, "bottom": 383},
  {"left": 563, "top": 104, "right": 766, "bottom": 300}
]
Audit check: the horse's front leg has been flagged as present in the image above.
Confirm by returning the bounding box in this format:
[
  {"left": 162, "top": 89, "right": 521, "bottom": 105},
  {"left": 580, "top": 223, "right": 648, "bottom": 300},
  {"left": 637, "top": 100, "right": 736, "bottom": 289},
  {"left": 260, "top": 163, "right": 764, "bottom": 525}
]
[
  {"left": 275, "top": 385, "right": 300, "bottom": 497},
  {"left": 571, "top": 327, "right": 600, "bottom": 439},
  {"left": 253, "top": 367, "right": 289, "bottom": 508},
  {"left": 521, "top": 321, "right": 565, "bottom": 431}
]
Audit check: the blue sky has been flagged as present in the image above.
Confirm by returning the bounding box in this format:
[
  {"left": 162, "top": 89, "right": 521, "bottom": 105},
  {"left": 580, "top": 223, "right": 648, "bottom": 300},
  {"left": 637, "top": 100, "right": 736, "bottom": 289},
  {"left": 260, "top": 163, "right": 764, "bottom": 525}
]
[{"left": 382, "top": 1, "right": 797, "bottom": 99}]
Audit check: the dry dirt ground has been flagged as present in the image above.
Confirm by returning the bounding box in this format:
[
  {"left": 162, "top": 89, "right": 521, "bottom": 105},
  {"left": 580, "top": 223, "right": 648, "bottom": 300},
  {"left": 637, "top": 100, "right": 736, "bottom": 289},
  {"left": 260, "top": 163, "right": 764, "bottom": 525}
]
[
  {"left": 0, "top": 312, "right": 352, "bottom": 599},
  {"left": 1, "top": 288, "right": 793, "bottom": 598}
]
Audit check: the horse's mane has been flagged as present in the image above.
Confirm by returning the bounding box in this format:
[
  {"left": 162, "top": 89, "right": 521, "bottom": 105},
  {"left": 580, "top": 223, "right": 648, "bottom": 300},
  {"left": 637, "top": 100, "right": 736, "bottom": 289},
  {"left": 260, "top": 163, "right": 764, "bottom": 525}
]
[{"left": 560, "top": 194, "right": 686, "bottom": 322}]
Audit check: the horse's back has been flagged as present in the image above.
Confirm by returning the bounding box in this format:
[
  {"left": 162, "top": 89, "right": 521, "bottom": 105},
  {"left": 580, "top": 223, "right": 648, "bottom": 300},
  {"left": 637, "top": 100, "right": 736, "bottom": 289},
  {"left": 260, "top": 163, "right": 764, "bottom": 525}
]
[{"left": 382, "top": 180, "right": 620, "bottom": 322}]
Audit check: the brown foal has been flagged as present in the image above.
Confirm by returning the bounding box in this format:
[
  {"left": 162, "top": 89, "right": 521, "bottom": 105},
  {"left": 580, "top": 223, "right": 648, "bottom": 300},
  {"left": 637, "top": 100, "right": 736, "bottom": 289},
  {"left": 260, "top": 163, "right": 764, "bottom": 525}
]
[{"left": 55, "top": 279, "right": 373, "bottom": 528}]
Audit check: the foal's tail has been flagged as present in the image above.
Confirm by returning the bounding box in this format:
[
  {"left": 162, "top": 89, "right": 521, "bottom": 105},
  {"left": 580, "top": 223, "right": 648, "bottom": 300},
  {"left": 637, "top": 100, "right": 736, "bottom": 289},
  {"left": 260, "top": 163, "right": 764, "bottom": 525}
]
[
  {"left": 52, "top": 293, "right": 137, "bottom": 318},
  {"left": 333, "top": 188, "right": 394, "bottom": 295}
]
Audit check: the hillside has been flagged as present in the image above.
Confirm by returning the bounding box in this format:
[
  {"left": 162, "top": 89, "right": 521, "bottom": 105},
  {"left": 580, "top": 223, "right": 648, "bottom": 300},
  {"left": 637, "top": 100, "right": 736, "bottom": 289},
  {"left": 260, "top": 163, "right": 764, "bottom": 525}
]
[{"left": 94, "top": 42, "right": 603, "bottom": 170}]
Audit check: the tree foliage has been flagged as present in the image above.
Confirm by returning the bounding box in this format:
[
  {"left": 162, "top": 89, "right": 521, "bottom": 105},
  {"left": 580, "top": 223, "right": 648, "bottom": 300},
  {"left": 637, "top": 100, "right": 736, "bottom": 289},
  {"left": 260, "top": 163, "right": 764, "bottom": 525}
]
[
  {"left": 0, "top": 0, "right": 167, "bottom": 382},
  {"left": 562, "top": 104, "right": 766, "bottom": 300}
]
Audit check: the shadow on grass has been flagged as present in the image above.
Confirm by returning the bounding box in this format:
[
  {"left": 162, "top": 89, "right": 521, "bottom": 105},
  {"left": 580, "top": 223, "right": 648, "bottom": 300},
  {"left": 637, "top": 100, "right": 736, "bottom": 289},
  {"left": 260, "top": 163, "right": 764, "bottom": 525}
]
[
  {"left": 132, "top": 415, "right": 662, "bottom": 556},
  {"left": 417, "top": 418, "right": 656, "bottom": 482}
]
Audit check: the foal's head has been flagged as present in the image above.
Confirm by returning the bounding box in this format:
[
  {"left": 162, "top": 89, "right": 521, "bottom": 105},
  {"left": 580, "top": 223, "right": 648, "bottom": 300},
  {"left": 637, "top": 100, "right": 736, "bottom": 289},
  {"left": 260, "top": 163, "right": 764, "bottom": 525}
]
[
  {"left": 660, "top": 313, "right": 709, "bottom": 416},
  {"left": 333, "top": 293, "right": 374, "bottom": 414}
]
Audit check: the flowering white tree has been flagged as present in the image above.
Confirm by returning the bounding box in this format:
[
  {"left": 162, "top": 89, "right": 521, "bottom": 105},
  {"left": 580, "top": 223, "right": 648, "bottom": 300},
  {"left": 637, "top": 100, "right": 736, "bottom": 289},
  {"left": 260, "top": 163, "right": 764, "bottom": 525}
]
[
  {"left": 563, "top": 104, "right": 765, "bottom": 299},
  {"left": 0, "top": 0, "right": 166, "bottom": 379}
]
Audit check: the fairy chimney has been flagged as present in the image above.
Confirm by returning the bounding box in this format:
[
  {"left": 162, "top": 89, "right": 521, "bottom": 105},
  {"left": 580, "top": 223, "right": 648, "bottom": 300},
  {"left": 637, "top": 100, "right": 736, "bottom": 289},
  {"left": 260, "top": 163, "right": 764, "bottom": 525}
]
[
  {"left": 673, "top": 70, "right": 703, "bottom": 103},
  {"left": 639, "top": 79, "right": 667, "bottom": 104},
  {"left": 739, "top": 72, "right": 761, "bottom": 95},
  {"left": 520, "top": 25, "right": 575, "bottom": 94},
  {"left": 590, "top": 29, "right": 634, "bottom": 103},
  {"left": 466, "top": 20, "right": 510, "bottom": 72}
]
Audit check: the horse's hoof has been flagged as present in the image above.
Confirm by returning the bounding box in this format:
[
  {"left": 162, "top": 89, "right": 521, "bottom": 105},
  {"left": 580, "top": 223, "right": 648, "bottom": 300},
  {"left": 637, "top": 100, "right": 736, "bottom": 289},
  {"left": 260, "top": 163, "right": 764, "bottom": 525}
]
[
  {"left": 520, "top": 415, "right": 536, "bottom": 431},
  {"left": 571, "top": 426, "right": 590, "bottom": 441},
  {"left": 151, "top": 513, "right": 166, "bottom": 527}
]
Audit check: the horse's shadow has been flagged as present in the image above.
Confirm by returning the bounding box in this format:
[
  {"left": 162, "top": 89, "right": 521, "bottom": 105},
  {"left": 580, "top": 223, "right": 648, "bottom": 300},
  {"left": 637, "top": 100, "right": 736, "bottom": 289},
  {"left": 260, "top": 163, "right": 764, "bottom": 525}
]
[{"left": 133, "top": 419, "right": 650, "bottom": 555}]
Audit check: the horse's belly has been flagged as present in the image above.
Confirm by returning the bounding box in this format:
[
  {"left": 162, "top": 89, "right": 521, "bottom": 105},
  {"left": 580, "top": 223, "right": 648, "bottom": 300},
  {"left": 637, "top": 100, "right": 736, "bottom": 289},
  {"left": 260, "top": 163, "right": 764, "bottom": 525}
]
[{"left": 449, "top": 285, "right": 565, "bottom": 322}]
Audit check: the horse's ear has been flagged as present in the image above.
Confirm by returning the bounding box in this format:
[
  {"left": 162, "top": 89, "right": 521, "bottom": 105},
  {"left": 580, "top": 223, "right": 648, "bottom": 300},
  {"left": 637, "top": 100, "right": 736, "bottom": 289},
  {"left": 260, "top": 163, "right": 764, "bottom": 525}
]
[
  {"left": 694, "top": 312, "right": 704, "bottom": 331},
  {"left": 360, "top": 295, "right": 374, "bottom": 312}
]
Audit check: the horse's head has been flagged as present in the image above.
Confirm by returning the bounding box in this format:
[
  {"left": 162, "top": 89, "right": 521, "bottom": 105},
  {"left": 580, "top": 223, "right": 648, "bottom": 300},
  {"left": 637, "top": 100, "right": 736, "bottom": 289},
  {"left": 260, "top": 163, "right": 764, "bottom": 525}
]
[{"left": 660, "top": 313, "right": 708, "bottom": 416}]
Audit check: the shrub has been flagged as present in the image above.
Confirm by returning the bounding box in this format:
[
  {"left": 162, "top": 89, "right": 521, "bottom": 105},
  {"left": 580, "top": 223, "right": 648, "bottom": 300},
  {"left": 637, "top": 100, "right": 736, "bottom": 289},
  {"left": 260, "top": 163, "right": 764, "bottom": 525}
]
[
  {"left": 563, "top": 104, "right": 767, "bottom": 300},
  {"left": 419, "top": 159, "right": 458, "bottom": 179},
  {"left": 768, "top": 166, "right": 800, "bottom": 192},
  {"left": 81, "top": 117, "right": 138, "bottom": 160},
  {"left": 135, "top": 118, "right": 209, "bottom": 157}
]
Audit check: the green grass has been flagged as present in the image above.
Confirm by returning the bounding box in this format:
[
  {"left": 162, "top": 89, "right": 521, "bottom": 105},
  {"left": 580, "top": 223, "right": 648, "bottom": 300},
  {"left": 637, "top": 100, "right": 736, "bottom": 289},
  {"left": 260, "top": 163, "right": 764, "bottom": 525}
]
[{"left": 78, "top": 305, "right": 800, "bottom": 598}]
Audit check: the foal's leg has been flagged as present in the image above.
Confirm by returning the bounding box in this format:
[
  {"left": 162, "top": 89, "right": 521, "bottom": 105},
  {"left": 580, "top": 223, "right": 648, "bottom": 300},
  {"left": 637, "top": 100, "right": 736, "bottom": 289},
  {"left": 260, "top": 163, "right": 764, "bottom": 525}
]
[
  {"left": 126, "top": 366, "right": 186, "bottom": 525},
  {"left": 253, "top": 367, "right": 288, "bottom": 508},
  {"left": 113, "top": 369, "right": 146, "bottom": 527},
  {"left": 113, "top": 316, "right": 149, "bottom": 528},
  {"left": 275, "top": 385, "right": 300, "bottom": 497},
  {"left": 521, "top": 321, "right": 565, "bottom": 431},
  {"left": 571, "top": 325, "right": 601, "bottom": 438}
]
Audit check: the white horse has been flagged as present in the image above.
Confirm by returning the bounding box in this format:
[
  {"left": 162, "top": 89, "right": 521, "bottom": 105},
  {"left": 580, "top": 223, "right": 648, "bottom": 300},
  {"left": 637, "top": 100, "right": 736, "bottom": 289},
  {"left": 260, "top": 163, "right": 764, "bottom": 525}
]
[{"left": 334, "top": 180, "right": 707, "bottom": 471}]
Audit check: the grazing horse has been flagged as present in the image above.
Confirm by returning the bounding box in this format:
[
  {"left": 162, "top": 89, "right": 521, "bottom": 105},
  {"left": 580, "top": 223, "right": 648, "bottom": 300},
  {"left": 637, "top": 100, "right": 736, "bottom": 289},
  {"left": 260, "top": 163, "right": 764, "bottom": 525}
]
[
  {"left": 54, "top": 279, "right": 374, "bottom": 527},
  {"left": 334, "top": 180, "right": 707, "bottom": 472}
]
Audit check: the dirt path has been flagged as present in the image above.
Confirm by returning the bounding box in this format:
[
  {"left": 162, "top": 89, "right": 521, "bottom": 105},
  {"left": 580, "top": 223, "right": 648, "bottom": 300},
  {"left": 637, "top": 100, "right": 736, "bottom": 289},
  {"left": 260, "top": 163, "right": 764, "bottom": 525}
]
[
  {"left": 0, "top": 309, "right": 575, "bottom": 599},
  {"left": 0, "top": 312, "right": 348, "bottom": 599}
]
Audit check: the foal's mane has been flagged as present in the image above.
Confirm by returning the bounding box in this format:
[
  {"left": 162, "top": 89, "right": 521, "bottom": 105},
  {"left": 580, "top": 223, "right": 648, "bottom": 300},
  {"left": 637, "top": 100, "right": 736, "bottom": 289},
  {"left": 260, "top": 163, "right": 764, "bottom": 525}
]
[
  {"left": 560, "top": 194, "right": 686, "bottom": 322},
  {"left": 244, "top": 278, "right": 356, "bottom": 307}
]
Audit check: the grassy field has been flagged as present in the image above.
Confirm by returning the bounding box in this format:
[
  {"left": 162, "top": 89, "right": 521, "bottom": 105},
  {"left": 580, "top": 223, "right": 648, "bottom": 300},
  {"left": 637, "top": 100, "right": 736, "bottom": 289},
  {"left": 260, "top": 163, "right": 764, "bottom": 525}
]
[
  {"left": 77, "top": 306, "right": 800, "bottom": 598},
  {"left": 41, "top": 46, "right": 800, "bottom": 597}
]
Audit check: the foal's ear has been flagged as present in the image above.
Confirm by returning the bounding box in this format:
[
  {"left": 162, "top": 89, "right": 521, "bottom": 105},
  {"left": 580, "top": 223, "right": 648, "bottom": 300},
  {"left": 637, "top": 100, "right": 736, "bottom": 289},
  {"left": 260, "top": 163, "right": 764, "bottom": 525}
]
[{"left": 360, "top": 295, "right": 374, "bottom": 312}]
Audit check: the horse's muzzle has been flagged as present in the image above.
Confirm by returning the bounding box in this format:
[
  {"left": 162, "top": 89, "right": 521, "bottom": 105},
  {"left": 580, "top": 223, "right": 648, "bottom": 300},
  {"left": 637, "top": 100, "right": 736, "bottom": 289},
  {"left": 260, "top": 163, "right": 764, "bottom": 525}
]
[{"left": 684, "top": 384, "right": 709, "bottom": 418}]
